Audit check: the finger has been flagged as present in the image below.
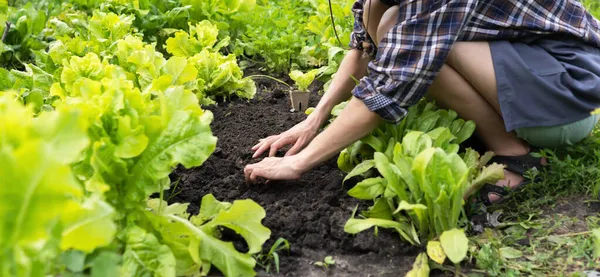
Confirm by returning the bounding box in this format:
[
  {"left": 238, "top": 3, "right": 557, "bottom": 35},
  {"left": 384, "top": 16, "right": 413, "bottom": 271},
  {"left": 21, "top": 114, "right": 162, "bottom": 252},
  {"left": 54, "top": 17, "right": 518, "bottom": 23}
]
[
  {"left": 285, "top": 138, "right": 305, "bottom": 157},
  {"left": 244, "top": 166, "right": 253, "bottom": 184},
  {"left": 269, "top": 137, "right": 292, "bottom": 157},
  {"left": 251, "top": 137, "right": 271, "bottom": 150},
  {"left": 253, "top": 137, "right": 278, "bottom": 158},
  {"left": 249, "top": 168, "right": 264, "bottom": 183}
]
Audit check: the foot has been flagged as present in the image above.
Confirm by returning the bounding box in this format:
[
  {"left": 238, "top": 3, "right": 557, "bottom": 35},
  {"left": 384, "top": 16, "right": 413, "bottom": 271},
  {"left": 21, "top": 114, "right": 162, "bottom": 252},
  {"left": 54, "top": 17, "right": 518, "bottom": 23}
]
[
  {"left": 486, "top": 170, "right": 525, "bottom": 203},
  {"left": 484, "top": 155, "right": 547, "bottom": 204}
]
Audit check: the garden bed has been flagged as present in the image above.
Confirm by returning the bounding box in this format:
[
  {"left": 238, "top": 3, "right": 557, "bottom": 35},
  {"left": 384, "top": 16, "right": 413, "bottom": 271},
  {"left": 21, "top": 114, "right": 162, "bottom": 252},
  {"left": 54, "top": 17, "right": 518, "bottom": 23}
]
[
  {"left": 168, "top": 79, "right": 424, "bottom": 276},
  {"left": 167, "top": 78, "right": 600, "bottom": 276}
]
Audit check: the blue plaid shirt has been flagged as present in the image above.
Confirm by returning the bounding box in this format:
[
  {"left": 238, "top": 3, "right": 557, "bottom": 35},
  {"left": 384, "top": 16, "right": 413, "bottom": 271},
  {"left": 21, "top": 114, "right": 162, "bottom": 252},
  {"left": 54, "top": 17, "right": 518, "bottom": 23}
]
[{"left": 350, "top": 0, "right": 600, "bottom": 123}]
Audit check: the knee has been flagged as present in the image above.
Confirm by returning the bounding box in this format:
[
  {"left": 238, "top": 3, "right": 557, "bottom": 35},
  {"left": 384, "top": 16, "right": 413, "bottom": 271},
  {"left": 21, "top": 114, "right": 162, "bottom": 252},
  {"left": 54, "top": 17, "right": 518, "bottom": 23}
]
[{"left": 446, "top": 41, "right": 489, "bottom": 68}]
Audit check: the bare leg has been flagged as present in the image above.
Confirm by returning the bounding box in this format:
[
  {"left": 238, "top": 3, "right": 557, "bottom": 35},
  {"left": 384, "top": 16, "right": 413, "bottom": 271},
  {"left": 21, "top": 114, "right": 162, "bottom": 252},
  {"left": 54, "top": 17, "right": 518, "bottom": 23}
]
[
  {"left": 373, "top": 8, "right": 541, "bottom": 202},
  {"left": 362, "top": 0, "right": 393, "bottom": 46}
]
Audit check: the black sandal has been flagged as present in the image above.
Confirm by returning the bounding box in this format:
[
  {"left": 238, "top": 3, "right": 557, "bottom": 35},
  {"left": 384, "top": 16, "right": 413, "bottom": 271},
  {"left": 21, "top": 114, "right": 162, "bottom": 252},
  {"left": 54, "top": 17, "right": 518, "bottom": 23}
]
[{"left": 476, "top": 148, "right": 545, "bottom": 206}]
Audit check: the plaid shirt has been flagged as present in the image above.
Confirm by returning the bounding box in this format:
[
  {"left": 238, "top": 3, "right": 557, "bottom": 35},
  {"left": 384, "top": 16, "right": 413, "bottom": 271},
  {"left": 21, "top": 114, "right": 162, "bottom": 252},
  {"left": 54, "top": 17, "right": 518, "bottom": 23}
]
[{"left": 350, "top": 0, "right": 600, "bottom": 123}]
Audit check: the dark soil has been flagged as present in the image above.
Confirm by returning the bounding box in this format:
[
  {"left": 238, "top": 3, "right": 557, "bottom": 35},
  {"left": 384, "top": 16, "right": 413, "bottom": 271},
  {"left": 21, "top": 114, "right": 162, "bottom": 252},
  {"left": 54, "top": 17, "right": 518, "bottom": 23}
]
[{"left": 168, "top": 78, "right": 423, "bottom": 276}]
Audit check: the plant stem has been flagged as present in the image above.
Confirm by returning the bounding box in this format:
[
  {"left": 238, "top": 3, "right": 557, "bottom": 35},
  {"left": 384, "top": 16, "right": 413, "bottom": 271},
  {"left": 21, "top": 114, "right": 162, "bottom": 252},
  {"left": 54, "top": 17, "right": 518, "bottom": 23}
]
[{"left": 247, "top": 74, "right": 292, "bottom": 89}]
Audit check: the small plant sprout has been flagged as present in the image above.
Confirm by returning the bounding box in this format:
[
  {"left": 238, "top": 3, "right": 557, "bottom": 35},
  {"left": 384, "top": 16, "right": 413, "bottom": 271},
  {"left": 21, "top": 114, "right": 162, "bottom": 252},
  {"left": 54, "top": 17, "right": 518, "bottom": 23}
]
[
  {"left": 288, "top": 69, "right": 321, "bottom": 112},
  {"left": 314, "top": 255, "right": 335, "bottom": 269},
  {"left": 254, "top": 238, "right": 290, "bottom": 274}
]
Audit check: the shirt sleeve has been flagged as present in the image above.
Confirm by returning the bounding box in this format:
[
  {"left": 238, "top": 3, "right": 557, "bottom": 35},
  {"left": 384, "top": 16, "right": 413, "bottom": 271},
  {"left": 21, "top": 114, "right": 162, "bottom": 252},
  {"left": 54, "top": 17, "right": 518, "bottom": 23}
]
[
  {"left": 352, "top": 0, "right": 478, "bottom": 123},
  {"left": 349, "top": 0, "right": 376, "bottom": 56}
]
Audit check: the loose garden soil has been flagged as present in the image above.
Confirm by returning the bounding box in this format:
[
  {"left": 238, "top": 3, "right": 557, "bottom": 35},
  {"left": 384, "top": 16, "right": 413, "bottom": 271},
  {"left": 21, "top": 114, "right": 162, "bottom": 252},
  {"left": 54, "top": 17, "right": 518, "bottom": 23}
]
[{"left": 168, "top": 78, "right": 424, "bottom": 276}]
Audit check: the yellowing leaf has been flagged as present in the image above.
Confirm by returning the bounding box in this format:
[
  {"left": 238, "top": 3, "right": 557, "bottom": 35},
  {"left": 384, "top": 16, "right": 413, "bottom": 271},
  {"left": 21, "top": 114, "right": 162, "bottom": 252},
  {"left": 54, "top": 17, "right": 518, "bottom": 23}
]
[
  {"left": 440, "top": 229, "right": 469, "bottom": 264},
  {"left": 405, "top": 253, "right": 430, "bottom": 277},
  {"left": 427, "top": 241, "right": 446, "bottom": 264}
]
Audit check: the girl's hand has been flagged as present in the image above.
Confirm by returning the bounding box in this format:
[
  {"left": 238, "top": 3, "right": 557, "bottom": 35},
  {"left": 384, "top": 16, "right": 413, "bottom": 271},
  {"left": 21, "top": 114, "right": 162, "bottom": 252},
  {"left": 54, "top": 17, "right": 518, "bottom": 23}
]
[
  {"left": 251, "top": 116, "right": 321, "bottom": 158},
  {"left": 244, "top": 155, "right": 307, "bottom": 183}
]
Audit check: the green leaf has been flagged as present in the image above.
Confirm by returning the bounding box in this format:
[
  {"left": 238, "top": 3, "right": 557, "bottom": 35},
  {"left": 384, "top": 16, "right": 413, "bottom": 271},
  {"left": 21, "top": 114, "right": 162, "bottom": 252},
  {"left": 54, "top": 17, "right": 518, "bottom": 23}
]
[
  {"left": 0, "top": 95, "right": 113, "bottom": 274},
  {"left": 122, "top": 226, "right": 176, "bottom": 277},
  {"left": 592, "top": 228, "right": 600, "bottom": 258},
  {"left": 467, "top": 163, "right": 505, "bottom": 197},
  {"left": 440, "top": 229, "right": 469, "bottom": 264},
  {"left": 405, "top": 253, "right": 430, "bottom": 277},
  {"left": 193, "top": 20, "right": 220, "bottom": 49},
  {"left": 155, "top": 195, "right": 271, "bottom": 277},
  {"left": 402, "top": 131, "right": 432, "bottom": 157},
  {"left": 343, "top": 159, "right": 375, "bottom": 183},
  {"left": 347, "top": 177, "right": 386, "bottom": 200},
  {"left": 361, "top": 134, "right": 384, "bottom": 152},
  {"left": 337, "top": 149, "right": 354, "bottom": 173},
  {"left": 91, "top": 251, "right": 122, "bottom": 277},
  {"left": 125, "top": 87, "right": 216, "bottom": 203},
  {"left": 499, "top": 247, "right": 523, "bottom": 259},
  {"left": 200, "top": 198, "right": 271, "bottom": 254},
  {"left": 455, "top": 120, "right": 476, "bottom": 144},
  {"left": 426, "top": 241, "right": 446, "bottom": 264},
  {"left": 162, "top": 57, "right": 198, "bottom": 86},
  {"left": 362, "top": 198, "right": 393, "bottom": 220},
  {"left": 166, "top": 31, "right": 202, "bottom": 57},
  {"left": 59, "top": 251, "right": 86, "bottom": 272},
  {"left": 60, "top": 197, "right": 116, "bottom": 253},
  {"left": 289, "top": 69, "right": 319, "bottom": 91},
  {"left": 393, "top": 201, "right": 427, "bottom": 214},
  {"left": 344, "top": 215, "right": 419, "bottom": 245}
]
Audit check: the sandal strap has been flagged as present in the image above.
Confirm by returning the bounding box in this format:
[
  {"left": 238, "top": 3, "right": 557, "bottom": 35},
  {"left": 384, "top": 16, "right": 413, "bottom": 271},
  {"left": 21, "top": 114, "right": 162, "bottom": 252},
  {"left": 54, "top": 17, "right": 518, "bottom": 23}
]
[
  {"left": 477, "top": 183, "right": 509, "bottom": 206},
  {"left": 488, "top": 147, "right": 543, "bottom": 175}
]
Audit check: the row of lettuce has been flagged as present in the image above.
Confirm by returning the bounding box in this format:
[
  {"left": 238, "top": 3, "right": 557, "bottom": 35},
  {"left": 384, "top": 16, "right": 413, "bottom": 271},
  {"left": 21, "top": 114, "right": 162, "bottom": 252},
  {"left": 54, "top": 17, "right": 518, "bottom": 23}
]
[
  {"left": 0, "top": 1, "right": 273, "bottom": 276},
  {"left": 0, "top": 0, "right": 353, "bottom": 78}
]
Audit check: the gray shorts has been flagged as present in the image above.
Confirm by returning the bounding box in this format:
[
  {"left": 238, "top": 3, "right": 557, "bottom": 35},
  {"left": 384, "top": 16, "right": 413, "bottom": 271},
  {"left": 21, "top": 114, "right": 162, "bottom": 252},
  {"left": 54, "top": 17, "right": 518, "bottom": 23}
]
[{"left": 490, "top": 36, "right": 600, "bottom": 137}]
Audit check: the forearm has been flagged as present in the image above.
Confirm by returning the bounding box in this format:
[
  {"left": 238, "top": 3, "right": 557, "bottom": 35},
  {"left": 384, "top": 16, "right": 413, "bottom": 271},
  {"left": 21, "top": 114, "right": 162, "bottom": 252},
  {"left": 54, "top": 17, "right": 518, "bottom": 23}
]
[
  {"left": 306, "top": 49, "right": 371, "bottom": 128},
  {"left": 296, "top": 97, "right": 381, "bottom": 171}
]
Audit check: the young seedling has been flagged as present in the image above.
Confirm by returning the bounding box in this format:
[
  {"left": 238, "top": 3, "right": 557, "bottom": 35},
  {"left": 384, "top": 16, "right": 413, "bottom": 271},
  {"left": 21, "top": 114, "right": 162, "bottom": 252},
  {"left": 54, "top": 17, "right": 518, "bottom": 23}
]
[
  {"left": 314, "top": 255, "right": 335, "bottom": 269},
  {"left": 288, "top": 69, "right": 320, "bottom": 112},
  {"left": 254, "top": 237, "right": 290, "bottom": 274}
]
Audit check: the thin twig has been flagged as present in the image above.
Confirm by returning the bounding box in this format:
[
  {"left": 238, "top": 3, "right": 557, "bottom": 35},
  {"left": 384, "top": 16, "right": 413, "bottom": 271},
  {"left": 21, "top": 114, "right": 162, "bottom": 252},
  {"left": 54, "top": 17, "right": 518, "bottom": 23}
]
[
  {"left": 247, "top": 74, "right": 292, "bottom": 88},
  {"left": 2, "top": 22, "right": 11, "bottom": 43},
  {"left": 537, "top": 230, "right": 592, "bottom": 241}
]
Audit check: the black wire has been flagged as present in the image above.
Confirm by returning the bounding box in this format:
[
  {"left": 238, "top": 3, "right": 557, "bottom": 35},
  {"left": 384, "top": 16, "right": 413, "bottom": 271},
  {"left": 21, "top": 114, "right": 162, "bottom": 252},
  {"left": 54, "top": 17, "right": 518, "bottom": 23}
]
[
  {"left": 2, "top": 22, "right": 10, "bottom": 43},
  {"left": 328, "top": 0, "right": 348, "bottom": 48}
]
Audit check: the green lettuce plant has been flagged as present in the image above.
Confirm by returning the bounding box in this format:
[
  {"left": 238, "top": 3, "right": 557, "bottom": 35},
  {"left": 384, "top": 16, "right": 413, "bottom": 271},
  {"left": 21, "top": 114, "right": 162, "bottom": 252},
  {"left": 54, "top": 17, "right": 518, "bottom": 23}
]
[
  {"left": 0, "top": 93, "right": 116, "bottom": 276},
  {"left": 342, "top": 128, "right": 504, "bottom": 267},
  {"left": 164, "top": 21, "right": 256, "bottom": 102},
  {"left": 289, "top": 68, "right": 320, "bottom": 92}
]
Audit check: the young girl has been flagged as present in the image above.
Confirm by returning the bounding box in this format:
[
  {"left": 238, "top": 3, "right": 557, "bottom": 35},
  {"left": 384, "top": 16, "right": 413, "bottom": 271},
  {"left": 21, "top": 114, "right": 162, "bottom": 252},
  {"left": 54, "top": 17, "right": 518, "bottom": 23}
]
[{"left": 244, "top": 0, "right": 600, "bottom": 205}]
